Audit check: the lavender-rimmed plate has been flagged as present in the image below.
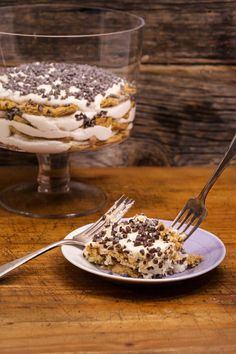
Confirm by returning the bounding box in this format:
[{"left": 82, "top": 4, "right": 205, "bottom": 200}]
[{"left": 61, "top": 219, "right": 226, "bottom": 284}]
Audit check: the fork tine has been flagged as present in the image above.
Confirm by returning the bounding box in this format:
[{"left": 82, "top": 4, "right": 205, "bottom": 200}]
[
  {"left": 185, "top": 218, "right": 202, "bottom": 239},
  {"left": 84, "top": 197, "right": 134, "bottom": 239},
  {"left": 73, "top": 195, "right": 127, "bottom": 239},
  {"left": 113, "top": 198, "right": 134, "bottom": 221},
  {"left": 185, "top": 212, "right": 207, "bottom": 239},
  {"left": 106, "top": 195, "right": 126, "bottom": 216},
  {"left": 81, "top": 195, "right": 126, "bottom": 237},
  {"left": 112, "top": 197, "right": 134, "bottom": 218},
  {"left": 176, "top": 209, "right": 192, "bottom": 230},
  {"left": 92, "top": 197, "right": 133, "bottom": 232},
  {"left": 171, "top": 203, "right": 188, "bottom": 227},
  {"left": 181, "top": 214, "right": 197, "bottom": 234}
]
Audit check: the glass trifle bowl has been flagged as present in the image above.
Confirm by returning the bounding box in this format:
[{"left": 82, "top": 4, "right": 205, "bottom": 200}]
[{"left": 0, "top": 4, "right": 144, "bottom": 218}]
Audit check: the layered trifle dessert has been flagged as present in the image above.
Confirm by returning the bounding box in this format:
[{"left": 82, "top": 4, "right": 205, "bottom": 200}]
[
  {"left": 0, "top": 62, "right": 136, "bottom": 153},
  {"left": 84, "top": 214, "right": 202, "bottom": 279}
]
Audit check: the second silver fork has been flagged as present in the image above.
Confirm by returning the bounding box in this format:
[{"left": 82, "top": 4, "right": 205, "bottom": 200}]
[
  {"left": 172, "top": 134, "right": 236, "bottom": 239},
  {"left": 0, "top": 195, "right": 134, "bottom": 279}
]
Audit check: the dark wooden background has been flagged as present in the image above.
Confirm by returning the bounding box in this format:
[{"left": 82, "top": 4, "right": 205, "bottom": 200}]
[{"left": 0, "top": 0, "right": 236, "bottom": 166}]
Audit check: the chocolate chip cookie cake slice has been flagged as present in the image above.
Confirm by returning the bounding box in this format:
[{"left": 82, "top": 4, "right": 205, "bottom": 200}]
[
  {"left": 0, "top": 62, "right": 136, "bottom": 153},
  {"left": 83, "top": 215, "right": 202, "bottom": 279}
]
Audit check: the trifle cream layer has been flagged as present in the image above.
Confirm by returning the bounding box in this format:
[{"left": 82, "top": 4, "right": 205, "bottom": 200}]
[
  {"left": 84, "top": 215, "right": 202, "bottom": 279},
  {"left": 0, "top": 62, "right": 136, "bottom": 153}
]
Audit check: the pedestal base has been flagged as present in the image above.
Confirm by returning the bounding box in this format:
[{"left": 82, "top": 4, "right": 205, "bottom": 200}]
[{"left": 0, "top": 181, "right": 106, "bottom": 218}]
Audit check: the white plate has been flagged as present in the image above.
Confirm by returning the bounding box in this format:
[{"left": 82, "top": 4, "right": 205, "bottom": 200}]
[{"left": 61, "top": 220, "right": 226, "bottom": 284}]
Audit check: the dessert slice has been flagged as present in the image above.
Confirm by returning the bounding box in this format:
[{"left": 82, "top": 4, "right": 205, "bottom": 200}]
[{"left": 83, "top": 214, "right": 202, "bottom": 279}]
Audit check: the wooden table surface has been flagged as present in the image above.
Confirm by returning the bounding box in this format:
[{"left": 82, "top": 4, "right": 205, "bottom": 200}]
[{"left": 0, "top": 166, "right": 235, "bottom": 353}]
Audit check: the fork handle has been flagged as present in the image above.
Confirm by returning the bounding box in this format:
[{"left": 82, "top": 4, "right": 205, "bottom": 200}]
[
  {"left": 0, "top": 239, "right": 83, "bottom": 279},
  {"left": 198, "top": 134, "right": 236, "bottom": 201}
]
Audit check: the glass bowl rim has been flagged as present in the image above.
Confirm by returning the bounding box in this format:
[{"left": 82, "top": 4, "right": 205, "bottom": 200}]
[{"left": 0, "top": 4, "right": 145, "bottom": 38}]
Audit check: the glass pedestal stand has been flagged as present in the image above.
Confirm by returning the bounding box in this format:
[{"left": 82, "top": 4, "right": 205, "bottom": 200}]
[{"left": 0, "top": 153, "right": 106, "bottom": 218}]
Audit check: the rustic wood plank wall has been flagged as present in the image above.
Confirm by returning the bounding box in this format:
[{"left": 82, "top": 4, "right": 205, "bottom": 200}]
[{"left": 0, "top": 0, "right": 235, "bottom": 166}]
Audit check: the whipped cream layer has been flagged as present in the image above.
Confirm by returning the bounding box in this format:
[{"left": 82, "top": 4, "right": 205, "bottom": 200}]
[
  {"left": 0, "top": 62, "right": 136, "bottom": 153},
  {"left": 0, "top": 107, "right": 135, "bottom": 153},
  {"left": 84, "top": 215, "right": 202, "bottom": 279}
]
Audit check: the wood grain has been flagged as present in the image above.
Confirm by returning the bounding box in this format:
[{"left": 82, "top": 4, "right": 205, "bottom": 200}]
[
  {"left": 0, "top": 0, "right": 236, "bottom": 166},
  {"left": 1, "top": 0, "right": 236, "bottom": 64},
  {"left": 0, "top": 166, "right": 236, "bottom": 353}
]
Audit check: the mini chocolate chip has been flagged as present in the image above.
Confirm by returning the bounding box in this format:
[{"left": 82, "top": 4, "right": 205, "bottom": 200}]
[{"left": 157, "top": 224, "right": 165, "bottom": 231}]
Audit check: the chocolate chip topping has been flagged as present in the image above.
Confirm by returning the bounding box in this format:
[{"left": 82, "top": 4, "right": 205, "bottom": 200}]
[
  {"left": 75, "top": 112, "right": 96, "bottom": 128},
  {"left": 0, "top": 62, "right": 124, "bottom": 104},
  {"left": 92, "top": 215, "right": 164, "bottom": 253},
  {"left": 6, "top": 107, "right": 22, "bottom": 120}
]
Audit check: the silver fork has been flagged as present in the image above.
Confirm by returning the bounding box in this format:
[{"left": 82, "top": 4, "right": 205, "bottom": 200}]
[
  {"left": 0, "top": 195, "right": 134, "bottom": 279},
  {"left": 172, "top": 134, "right": 236, "bottom": 239}
]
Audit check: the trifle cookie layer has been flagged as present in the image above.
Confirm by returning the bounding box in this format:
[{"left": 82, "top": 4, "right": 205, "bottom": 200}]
[
  {"left": 0, "top": 62, "right": 136, "bottom": 153},
  {"left": 83, "top": 215, "right": 202, "bottom": 279}
]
